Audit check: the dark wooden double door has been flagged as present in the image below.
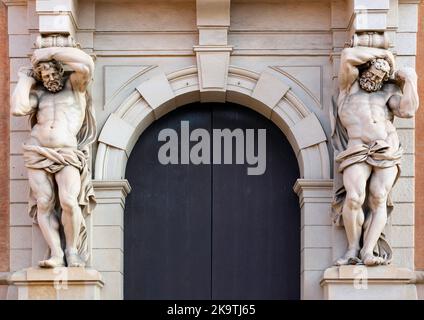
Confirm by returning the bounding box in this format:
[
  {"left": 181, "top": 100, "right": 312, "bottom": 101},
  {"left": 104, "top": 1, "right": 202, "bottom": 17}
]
[{"left": 124, "top": 103, "right": 300, "bottom": 299}]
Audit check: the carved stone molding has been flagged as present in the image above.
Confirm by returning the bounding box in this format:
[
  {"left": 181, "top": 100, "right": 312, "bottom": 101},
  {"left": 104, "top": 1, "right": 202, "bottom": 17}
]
[
  {"left": 36, "top": 0, "right": 78, "bottom": 36},
  {"left": 293, "top": 179, "right": 334, "bottom": 208}
]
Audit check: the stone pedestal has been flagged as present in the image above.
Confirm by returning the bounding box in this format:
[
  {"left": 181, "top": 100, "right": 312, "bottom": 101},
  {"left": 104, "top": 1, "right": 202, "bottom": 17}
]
[
  {"left": 9, "top": 267, "right": 104, "bottom": 300},
  {"left": 321, "top": 265, "right": 417, "bottom": 300}
]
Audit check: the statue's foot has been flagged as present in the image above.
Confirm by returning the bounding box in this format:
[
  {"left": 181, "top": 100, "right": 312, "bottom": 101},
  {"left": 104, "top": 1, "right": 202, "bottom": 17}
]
[
  {"left": 38, "top": 256, "right": 65, "bottom": 268},
  {"left": 335, "top": 248, "right": 359, "bottom": 266},
  {"left": 66, "top": 253, "right": 85, "bottom": 268},
  {"left": 360, "top": 251, "right": 385, "bottom": 266}
]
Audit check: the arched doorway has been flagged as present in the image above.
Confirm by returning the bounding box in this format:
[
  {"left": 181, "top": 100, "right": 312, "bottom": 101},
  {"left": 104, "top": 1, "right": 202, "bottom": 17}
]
[{"left": 124, "top": 102, "right": 300, "bottom": 299}]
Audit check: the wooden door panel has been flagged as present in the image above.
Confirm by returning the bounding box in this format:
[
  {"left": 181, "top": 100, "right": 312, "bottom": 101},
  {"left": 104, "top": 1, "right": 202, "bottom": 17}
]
[
  {"left": 124, "top": 103, "right": 300, "bottom": 300},
  {"left": 211, "top": 105, "right": 300, "bottom": 300},
  {"left": 124, "top": 105, "right": 212, "bottom": 300}
]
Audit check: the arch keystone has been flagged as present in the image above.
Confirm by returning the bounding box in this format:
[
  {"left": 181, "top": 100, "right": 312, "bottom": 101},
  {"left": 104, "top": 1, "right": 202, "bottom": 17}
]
[{"left": 194, "top": 46, "right": 232, "bottom": 102}]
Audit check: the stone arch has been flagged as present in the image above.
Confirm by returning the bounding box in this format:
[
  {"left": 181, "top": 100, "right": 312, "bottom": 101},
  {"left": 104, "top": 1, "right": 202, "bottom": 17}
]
[
  {"left": 94, "top": 65, "right": 331, "bottom": 180},
  {"left": 92, "top": 64, "right": 334, "bottom": 300}
]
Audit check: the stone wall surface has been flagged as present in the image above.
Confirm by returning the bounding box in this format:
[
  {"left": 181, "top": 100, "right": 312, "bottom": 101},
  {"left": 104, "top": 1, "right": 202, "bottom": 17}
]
[
  {"left": 0, "top": 0, "right": 422, "bottom": 300},
  {"left": 415, "top": 0, "right": 424, "bottom": 271},
  {"left": 0, "top": 0, "right": 9, "bottom": 301},
  {"left": 0, "top": 1, "right": 9, "bottom": 275},
  {"left": 6, "top": 1, "right": 35, "bottom": 284}
]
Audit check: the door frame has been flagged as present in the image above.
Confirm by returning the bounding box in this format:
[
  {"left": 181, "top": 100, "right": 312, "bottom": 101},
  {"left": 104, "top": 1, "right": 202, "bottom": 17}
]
[{"left": 92, "top": 65, "right": 334, "bottom": 299}]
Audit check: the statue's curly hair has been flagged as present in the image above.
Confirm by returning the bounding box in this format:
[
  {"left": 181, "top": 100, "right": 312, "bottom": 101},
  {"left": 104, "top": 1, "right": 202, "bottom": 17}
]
[
  {"left": 358, "top": 56, "right": 394, "bottom": 82},
  {"left": 370, "top": 58, "right": 392, "bottom": 81},
  {"left": 33, "top": 60, "right": 65, "bottom": 82}
]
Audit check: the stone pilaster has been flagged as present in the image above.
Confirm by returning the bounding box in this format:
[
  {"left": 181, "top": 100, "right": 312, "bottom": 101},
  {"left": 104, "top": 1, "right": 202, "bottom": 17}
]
[
  {"left": 91, "top": 180, "right": 131, "bottom": 300},
  {"left": 294, "top": 179, "right": 334, "bottom": 300}
]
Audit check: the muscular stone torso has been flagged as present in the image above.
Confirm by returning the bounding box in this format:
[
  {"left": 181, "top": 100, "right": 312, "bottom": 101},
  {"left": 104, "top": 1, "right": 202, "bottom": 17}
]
[
  {"left": 28, "top": 78, "right": 86, "bottom": 148},
  {"left": 339, "top": 82, "right": 399, "bottom": 149}
]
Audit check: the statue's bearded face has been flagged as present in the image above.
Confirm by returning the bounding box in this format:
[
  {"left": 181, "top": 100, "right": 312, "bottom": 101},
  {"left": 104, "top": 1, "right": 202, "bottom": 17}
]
[
  {"left": 359, "top": 58, "right": 391, "bottom": 93},
  {"left": 34, "top": 61, "right": 65, "bottom": 93},
  {"left": 40, "top": 65, "right": 64, "bottom": 93},
  {"left": 359, "top": 69, "right": 385, "bottom": 92}
]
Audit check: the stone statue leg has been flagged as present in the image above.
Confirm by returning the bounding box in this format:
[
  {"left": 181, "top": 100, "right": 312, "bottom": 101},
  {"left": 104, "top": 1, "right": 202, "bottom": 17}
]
[
  {"left": 27, "top": 168, "right": 65, "bottom": 268},
  {"left": 360, "top": 166, "right": 398, "bottom": 266},
  {"left": 55, "top": 165, "right": 84, "bottom": 267},
  {"left": 336, "top": 162, "right": 372, "bottom": 265}
]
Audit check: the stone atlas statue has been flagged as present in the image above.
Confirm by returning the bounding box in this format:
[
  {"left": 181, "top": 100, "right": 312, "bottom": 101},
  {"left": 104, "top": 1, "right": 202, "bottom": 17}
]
[
  {"left": 331, "top": 44, "right": 418, "bottom": 266},
  {"left": 11, "top": 40, "right": 97, "bottom": 268}
]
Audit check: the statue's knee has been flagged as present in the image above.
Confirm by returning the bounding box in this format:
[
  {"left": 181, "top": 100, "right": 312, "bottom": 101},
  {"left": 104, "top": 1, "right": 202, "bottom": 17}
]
[
  {"left": 345, "top": 192, "right": 364, "bottom": 211},
  {"left": 37, "top": 196, "right": 54, "bottom": 212},
  {"left": 60, "top": 195, "right": 78, "bottom": 212},
  {"left": 369, "top": 190, "right": 387, "bottom": 208}
]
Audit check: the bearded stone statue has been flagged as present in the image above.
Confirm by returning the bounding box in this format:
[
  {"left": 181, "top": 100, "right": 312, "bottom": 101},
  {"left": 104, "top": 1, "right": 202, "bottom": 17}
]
[
  {"left": 11, "top": 46, "right": 97, "bottom": 268},
  {"left": 331, "top": 46, "right": 418, "bottom": 266}
]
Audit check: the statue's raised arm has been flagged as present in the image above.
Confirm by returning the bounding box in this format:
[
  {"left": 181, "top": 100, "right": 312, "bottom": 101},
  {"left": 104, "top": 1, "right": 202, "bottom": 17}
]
[
  {"left": 338, "top": 46, "right": 394, "bottom": 94},
  {"left": 31, "top": 47, "right": 94, "bottom": 92},
  {"left": 387, "top": 67, "right": 419, "bottom": 118},
  {"left": 11, "top": 67, "right": 38, "bottom": 116}
]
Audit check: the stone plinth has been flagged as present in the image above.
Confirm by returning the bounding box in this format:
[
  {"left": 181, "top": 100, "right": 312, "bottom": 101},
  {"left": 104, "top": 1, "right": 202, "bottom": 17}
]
[
  {"left": 321, "top": 265, "right": 417, "bottom": 300},
  {"left": 9, "top": 267, "right": 104, "bottom": 300}
]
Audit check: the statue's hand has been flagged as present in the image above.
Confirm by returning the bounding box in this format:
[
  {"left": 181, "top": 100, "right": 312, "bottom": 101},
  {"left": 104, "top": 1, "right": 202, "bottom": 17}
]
[
  {"left": 31, "top": 48, "right": 54, "bottom": 67},
  {"left": 395, "top": 67, "right": 417, "bottom": 82},
  {"left": 18, "top": 66, "right": 35, "bottom": 78},
  {"left": 17, "top": 66, "right": 37, "bottom": 84}
]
